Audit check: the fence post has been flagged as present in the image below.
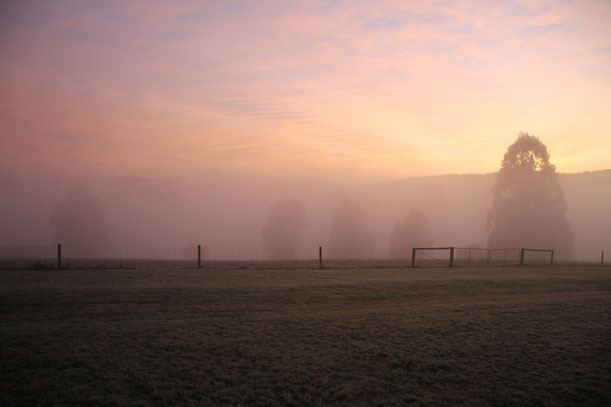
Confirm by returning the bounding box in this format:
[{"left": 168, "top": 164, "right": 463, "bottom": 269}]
[
  {"left": 550, "top": 250, "right": 554, "bottom": 266},
  {"left": 449, "top": 247, "right": 455, "bottom": 268},
  {"left": 467, "top": 248, "right": 471, "bottom": 267},
  {"left": 197, "top": 244, "right": 201, "bottom": 269},
  {"left": 602, "top": 251, "right": 605, "bottom": 266},
  {"left": 57, "top": 243, "right": 62, "bottom": 269},
  {"left": 319, "top": 246, "right": 323, "bottom": 269},
  {"left": 487, "top": 249, "right": 490, "bottom": 267},
  {"left": 520, "top": 248, "right": 525, "bottom": 266},
  {"left": 411, "top": 248, "right": 416, "bottom": 268}
]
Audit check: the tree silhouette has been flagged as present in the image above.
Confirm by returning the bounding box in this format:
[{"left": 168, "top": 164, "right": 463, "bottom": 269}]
[
  {"left": 329, "top": 199, "right": 373, "bottom": 259},
  {"left": 487, "top": 133, "right": 573, "bottom": 259},
  {"left": 389, "top": 211, "right": 434, "bottom": 258},
  {"left": 261, "top": 199, "right": 307, "bottom": 259},
  {"left": 49, "top": 185, "right": 109, "bottom": 246}
]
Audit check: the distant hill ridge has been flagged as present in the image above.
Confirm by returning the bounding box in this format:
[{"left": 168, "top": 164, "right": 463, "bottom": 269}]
[{"left": 357, "top": 169, "right": 611, "bottom": 261}]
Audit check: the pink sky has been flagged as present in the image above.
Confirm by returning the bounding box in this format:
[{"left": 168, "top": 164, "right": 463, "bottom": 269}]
[{"left": 1, "top": 0, "right": 610, "bottom": 182}]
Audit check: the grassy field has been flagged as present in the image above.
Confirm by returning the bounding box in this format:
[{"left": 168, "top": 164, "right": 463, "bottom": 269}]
[{"left": 1, "top": 267, "right": 610, "bottom": 406}]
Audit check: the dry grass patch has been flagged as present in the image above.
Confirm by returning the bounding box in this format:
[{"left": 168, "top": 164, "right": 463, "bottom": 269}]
[{"left": 1, "top": 267, "right": 610, "bottom": 405}]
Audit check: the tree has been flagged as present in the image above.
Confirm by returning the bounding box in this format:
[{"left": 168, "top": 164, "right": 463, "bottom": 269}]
[
  {"left": 486, "top": 133, "right": 573, "bottom": 259},
  {"left": 49, "top": 185, "right": 109, "bottom": 246},
  {"left": 261, "top": 199, "right": 307, "bottom": 259},
  {"left": 389, "top": 211, "right": 434, "bottom": 258},
  {"left": 328, "top": 199, "right": 373, "bottom": 259}
]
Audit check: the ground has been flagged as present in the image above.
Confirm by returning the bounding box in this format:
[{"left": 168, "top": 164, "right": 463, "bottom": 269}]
[{"left": 1, "top": 266, "right": 610, "bottom": 406}]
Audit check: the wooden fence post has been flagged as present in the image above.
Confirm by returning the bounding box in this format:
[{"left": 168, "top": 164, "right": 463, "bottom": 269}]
[
  {"left": 550, "top": 250, "right": 554, "bottom": 266},
  {"left": 602, "top": 251, "right": 605, "bottom": 266},
  {"left": 411, "top": 248, "right": 416, "bottom": 268},
  {"left": 319, "top": 246, "right": 323, "bottom": 269},
  {"left": 520, "top": 248, "right": 525, "bottom": 266},
  {"left": 197, "top": 244, "right": 201, "bottom": 269},
  {"left": 449, "top": 247, "right": 455, "bottom": 268},
  {"left": 57, "top": 243, "right": 62, "bottom": 269}
]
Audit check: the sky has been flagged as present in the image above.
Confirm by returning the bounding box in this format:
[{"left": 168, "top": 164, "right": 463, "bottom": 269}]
[{"left": 1, "top": 0, "right": 610, "bottom": 182}]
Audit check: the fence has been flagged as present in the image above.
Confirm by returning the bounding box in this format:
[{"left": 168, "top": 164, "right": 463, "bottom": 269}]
[
  {"left": 0, "top": 245, "right": 417, "bottom": 270},
  {"left": 488, "top": 248, "right": 522, "bottom": 267},
  {"left": 0, "top": 245, "right": 604, "bottom": 270},
  {"left": 0, "top": 246, "right": 198, "bottom": 269}
]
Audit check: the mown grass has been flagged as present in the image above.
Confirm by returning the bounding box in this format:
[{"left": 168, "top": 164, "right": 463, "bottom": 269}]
[{"left": 1, "top": 266, "right": 610, "bottom": 406}]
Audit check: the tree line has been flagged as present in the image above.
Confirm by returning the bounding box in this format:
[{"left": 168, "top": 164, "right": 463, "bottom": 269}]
[
  {"left": 49, "top": 133, "right": 574, "bottom": 260},
  {"left": 261, "top": 133, "right": 573, "bottom": 259}
]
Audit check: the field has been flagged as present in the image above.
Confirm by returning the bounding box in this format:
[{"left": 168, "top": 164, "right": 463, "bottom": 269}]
[{"left": 1, "top": 267, "right": 610, "bottom": 406}]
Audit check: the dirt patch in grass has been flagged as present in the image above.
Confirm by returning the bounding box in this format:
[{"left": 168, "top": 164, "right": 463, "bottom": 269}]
[{"left": 1, "top": 267, "right": 610, "bottom": 405}]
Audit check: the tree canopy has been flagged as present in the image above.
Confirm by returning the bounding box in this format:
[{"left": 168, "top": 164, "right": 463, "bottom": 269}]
[
  {"left": 487, "top": 133, "right": 573, "bottom": 258},
  {"left": 329, "top": 198, "right": 373, "bottom": 259},
  {"left": 261, "top": 198, "right": 307, "bottom": 259},
  {"left": 49, "top": 185, "right": 109, "bottom": 246}
]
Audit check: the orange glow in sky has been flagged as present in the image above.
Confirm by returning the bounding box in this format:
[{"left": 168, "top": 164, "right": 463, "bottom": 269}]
[{"left": 1, "top": 0, "right": 610, "bottom": 182}]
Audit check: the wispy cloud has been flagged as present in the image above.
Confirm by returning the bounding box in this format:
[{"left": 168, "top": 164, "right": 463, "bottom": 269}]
[{"left": 1, "top": 0, "right": 610, "bottom": 181}]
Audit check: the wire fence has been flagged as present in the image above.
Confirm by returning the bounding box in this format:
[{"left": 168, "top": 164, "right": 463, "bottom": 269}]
[
  {"left": 488, "top": 248, "right": 522, "bottom": 267},
  {"left": 0, "top": 245, "right": 603, "bottom": 270},
  {"left": 0, "top": 247, "right": 57, "bottom": 269},
  {"left": 412, "top": 247, "right": 453, "bottom": 268},
  {"left": 454, "top": 248, "right": 490, "bottom": 267}
]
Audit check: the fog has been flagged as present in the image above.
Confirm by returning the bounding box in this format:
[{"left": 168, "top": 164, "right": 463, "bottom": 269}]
[{"left": 1, "top": 169, "right": 609, "bottom": 262}]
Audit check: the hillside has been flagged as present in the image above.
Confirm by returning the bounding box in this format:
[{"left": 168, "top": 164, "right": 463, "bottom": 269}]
[
  {"left": 1, "top": 170, "right": 609, "bottom": 261},
  {"left": 360, "top": 170, "right": 611, "bottom": 261}
]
